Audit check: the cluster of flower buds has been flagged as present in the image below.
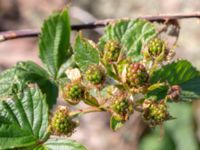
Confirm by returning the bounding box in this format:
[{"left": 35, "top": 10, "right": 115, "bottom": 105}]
[
  {"left": 85, "top": 65, "right": 105, "bottom": 85},
  {"left": 50, "top": 106, "right": 78, "bottom": 136},
  {"left": 58, "top": 36, "right": 181, "bottom": 132},
  {"left": 148, "top": 38, "right": 166, "bottom": 57},
  {"left": 142, "top": 99, "right": 170, "bottom": 126},
  {"left": 103, "top": 40, "right": 121, "bottom": 63},
  {"left": 63, "top": 82, "right": 84, "bottom": 105},
  {"left": 144, "top": 38, "right": 174, "bottom": 62},
  {"left": 111, "top": 96, "right": 133, "bottom": 121},
  {"left": 126, "top": 62, "right": 149, "bottom": 88}
]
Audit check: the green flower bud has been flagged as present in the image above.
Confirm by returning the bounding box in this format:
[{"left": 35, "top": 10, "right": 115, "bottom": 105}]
[
  {"left": 126, "top": 63, "right": 149, "bottom": 88},
  {"left": 142, "top": 100, "right": 170, "bottom": 126},
  {"left": 63, "top": 82, "right": 84, "bottom": 105},
  {"left": 111, "top": 97, "right": 133, "bottom": 121},
  {"left": 148, "top": 38, "right": 166, "bottom": 57},
  {"left": 51, "top": 106, "right": 78, "bottom": 136},
  {"left": 85, "top": 65, "right": 105, "bottom": 85},
  {"left": 103, "top": 40, "right": 121, "bottom": 63}
]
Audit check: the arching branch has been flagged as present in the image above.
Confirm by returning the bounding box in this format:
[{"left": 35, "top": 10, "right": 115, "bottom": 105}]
[{"left": 0, "top": 12, "right": 200, "bottom": 42}]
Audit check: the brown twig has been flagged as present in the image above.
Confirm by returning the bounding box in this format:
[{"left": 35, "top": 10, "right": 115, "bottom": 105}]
[
  {"left": 0, "top": 29, "right": 39, "bottom": 42},
  {"left": 69, "top": 106, "right": 109, "bottom": 117},
  {"left": 0, "top": 12, "right": 200, "bottom": 42}
]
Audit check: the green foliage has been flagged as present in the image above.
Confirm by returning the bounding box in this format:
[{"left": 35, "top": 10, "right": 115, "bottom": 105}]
[
  {"left": 140, "top": 103, "right": 199, "bottom": 150},
  {"left": 150, "top": 60, "right": 200, "bottom": 101},
  {"left": 0, "top": 87, "right": 49, "bottom": 149},
  {"left": 39, "top": 9, "right": 71, "bottom": 79},
  {"left": 180, "top": 77, "right": 200, "bottom": 101},
  {"left": 0, "top": 7, "right": 200, "bottom": 150},
  {"left": 74, "top": 34, "right": 100, "bottom": 71},
  {"left": 0, "top": 61, "right": 58, "bottom": 108},
  {"left": 99, "top": 19, "right": 156, "bottom": 61},
  {"left": 140, "top": 130, "right": 176, "bottom": 150},
  {"left": 0, "top": 66, "right": 24, "bottom": 97},
  {"left": 151, "top": 60, "right": 200, "bottom": 84},
  {"left": 43, "top": 138, "right": 87, "bottom": 150},
  {"left": 146, "top": 84, "right": 168, "bottom": 100},
  {"left": 165, "top": 103, "right": 199, "bottom": 150},
  {"left": 82, "top": 91, "right": 99, "bottom": 107},
  {"left": 110, "top": 115, "right": 125, "bottom": 131},
  {"left": 57, "top": 56, "right": 76, "bottom": 78}
]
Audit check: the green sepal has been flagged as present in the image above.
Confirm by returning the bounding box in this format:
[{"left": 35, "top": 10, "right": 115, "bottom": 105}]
[{"left": 110, "top": 115, "right": 125, "bottom": 131}]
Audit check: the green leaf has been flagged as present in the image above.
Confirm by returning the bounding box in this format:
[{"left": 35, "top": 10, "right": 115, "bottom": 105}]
[
  {"left": 104, "top": 63, "right": 118, "bottom": 80},
  {"left": 39, "top": 9, "right": 71, "bottom": 78},
  {"left": 180, "top": 77, "right": 200, "bottom": 101},
  {"left": 150, "top": 60, "right": 200, "bottom": 101},
  {"left": 81, "top": 90, "right": 99, "bottom": 107},
  {"left": 0, "top": 87, "right": 49, "bottom": 149},
  {"left": 74, "top": 34, "right": 100, "bottom": 71},
  {"left": 146, "top": 84, "right": 169, "bottom": 100},
  {"left": 150, "top": 60, "right": 200, "bottom": 85},
  {"left": 110, "top": 115, "right": 125, "bottom": 131},
  {"left": 57, "top": 55, "right": 76, "bottom": 78},
  {"left": 99, "top": 19, "right": 156, "bottom": 61},
  {"left": 0, "top": 61, "right": 58, "bottom": 108},
  {"left": 139, "top": 129, "right": 175, "bottom": 150},
  {"left": 16, "top": 61, "right": 58, "bottom": 108},
  {"left": 0, "top": 67, "right": 24, "bottom": 97},
  {"left": 40, "top": 138, "right": 87, "bottom": 150},
  {"left": 140, "top": 103, "right": 199, "bottom": 150},
  {"left": 165, "top": 103, "right": 199, "bottom": 150},
  {"left": 82, "top": 97, "right": 99, "bottom": 107}
]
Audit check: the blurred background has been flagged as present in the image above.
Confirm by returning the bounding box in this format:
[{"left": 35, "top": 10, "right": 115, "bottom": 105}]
[{"left": 0, "top": 0, "right": 200, "bottom": 150}]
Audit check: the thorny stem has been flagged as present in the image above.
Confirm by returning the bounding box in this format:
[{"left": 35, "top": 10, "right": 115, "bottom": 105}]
[{"left": 0, "top": 12, "right": 200, "bottom": 42}]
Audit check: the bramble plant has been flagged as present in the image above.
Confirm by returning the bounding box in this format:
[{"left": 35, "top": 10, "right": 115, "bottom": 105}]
[{"left": 0, "top": 8, "right": 200, "bottom": 150}]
